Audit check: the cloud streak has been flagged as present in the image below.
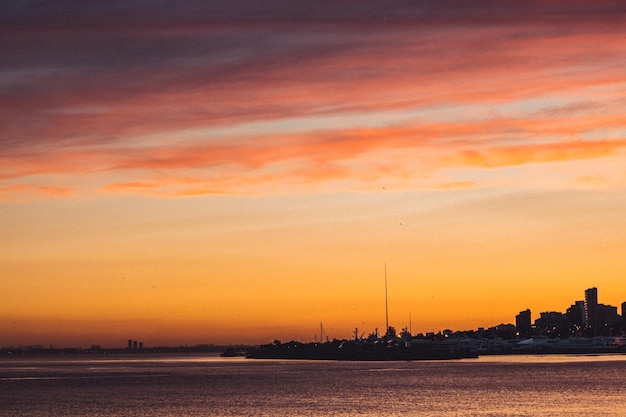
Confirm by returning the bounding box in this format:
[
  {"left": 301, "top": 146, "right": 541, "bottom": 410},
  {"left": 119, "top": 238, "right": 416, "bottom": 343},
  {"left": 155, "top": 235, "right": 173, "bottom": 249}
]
[{"left": 2, "top": 1, "right": 626, "bottom": 198}]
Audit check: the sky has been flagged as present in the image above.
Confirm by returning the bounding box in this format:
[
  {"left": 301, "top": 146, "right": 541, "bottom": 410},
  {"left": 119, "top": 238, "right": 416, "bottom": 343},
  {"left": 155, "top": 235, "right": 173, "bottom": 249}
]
[{"left": 2, "top": 1, "right": 626, "bottom": 348}]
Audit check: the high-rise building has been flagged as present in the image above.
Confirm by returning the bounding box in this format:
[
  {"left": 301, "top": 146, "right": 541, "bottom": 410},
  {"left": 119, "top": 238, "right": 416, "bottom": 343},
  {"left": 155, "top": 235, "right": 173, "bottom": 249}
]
[
  {"left": 622, "top": 302, "right": 626, "bottom": 323},
  {"left": 515, "top": 309, "right": 532, "bottom": 338},
  {"left": 566, "top": 301, "right": 585, "bottom": 334},
  {"left": 584, "top": 287, "right": 598, "bottom": 335},
  {"left": 597, "top": 304, "right": 620, "bottom": 328}
]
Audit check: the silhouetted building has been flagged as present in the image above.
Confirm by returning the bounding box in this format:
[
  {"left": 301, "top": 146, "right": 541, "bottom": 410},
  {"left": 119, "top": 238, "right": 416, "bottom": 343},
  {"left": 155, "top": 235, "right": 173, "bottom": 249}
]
[
  {"left": 133, "top": 340, "right": 138, "bottom": 350},
  {"left": 535, "top": 311, "right": 567, "bottom": 337},
  {"left": 128, "top": 339, "right": 133, "bottom": 350},
  {"left": 566, "top": 301, "right": 585, "bottom": 335},
  {"left": 515, "top": 309, "right": 532, "bottom": 338},
  {"left": 584, "top": 287, "right": 598, "bottom": 335},
  {"left": 622, "top": 302, "right": 626, "bottom": 326},
  {"left": 596, "top": 304, "right": 620, "bottom": 335},
  {"left": 494, "top": 323, "right": 517, "bottom": 339}
]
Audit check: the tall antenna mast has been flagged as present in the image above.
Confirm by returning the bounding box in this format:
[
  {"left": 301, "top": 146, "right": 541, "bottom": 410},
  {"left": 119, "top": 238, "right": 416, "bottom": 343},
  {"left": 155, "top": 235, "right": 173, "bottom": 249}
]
[{"left": 385, "top": 263, "right": 389, "bottom": 333}]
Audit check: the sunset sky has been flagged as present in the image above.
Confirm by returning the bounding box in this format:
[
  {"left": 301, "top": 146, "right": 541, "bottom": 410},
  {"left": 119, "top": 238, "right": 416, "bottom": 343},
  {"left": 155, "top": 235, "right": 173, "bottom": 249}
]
[{"left": 2, "top": 1, "right": 626, "bottom": 348}]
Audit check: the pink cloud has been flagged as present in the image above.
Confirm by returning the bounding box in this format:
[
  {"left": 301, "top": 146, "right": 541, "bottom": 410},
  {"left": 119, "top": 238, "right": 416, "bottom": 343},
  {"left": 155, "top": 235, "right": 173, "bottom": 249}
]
[{"left": 2, "top": 2, "right": 626, "bottom": 199}]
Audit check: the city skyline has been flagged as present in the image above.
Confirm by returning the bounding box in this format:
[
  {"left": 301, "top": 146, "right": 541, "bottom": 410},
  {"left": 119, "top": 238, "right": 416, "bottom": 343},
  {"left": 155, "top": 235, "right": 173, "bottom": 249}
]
[
  {"left": 3, "top": 284, "right": 625, "bottom": 349},
  {"left": 2, "top": 1, "right": 626, "bottom": 348},
  {"left": 516, "top": 286, "right": 625, "bottom": 339}
]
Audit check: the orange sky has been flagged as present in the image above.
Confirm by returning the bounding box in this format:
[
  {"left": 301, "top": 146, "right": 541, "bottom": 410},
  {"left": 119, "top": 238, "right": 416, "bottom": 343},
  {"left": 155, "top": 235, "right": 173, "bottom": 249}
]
[{"left": 1, "top": 1, "right": 626, "bottom": 348}]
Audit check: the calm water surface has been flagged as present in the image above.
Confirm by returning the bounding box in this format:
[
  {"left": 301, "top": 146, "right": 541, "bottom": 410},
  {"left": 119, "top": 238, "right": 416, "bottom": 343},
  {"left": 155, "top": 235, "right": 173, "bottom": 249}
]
[{"left": 1, "top": 353, "right": 626, "bottom": 416}]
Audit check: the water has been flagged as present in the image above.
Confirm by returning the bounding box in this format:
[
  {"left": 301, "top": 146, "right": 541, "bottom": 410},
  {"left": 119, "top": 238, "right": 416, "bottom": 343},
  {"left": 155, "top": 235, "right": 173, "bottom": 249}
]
[{"left": 2, "top": 354, "right": 626, "bottom": 416}]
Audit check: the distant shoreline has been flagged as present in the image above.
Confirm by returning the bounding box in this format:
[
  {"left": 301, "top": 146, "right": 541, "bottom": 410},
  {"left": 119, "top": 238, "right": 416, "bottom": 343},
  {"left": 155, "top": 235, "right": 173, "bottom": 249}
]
[
  {"left": 3, "top": 343, "right": 625, "bottom": 360},
  {"left": 0, "top": 345, "right": 233, "bottom": 356}
]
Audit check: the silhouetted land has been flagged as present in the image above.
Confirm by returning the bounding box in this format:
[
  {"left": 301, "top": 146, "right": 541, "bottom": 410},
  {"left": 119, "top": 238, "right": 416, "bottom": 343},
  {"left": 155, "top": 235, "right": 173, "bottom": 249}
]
[
  {"left": 0, "top": 344, "right": 238, "bottom": 356},
  {"left": 4, "top": 336, "right": 626, "bottom": 360}
]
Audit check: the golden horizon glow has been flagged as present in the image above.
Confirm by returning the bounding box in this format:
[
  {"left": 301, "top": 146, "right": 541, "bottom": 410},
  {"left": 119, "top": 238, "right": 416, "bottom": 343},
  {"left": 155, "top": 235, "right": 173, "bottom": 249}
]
[{"left": 2, "top": 2, "right": 626, "bottom": 348}]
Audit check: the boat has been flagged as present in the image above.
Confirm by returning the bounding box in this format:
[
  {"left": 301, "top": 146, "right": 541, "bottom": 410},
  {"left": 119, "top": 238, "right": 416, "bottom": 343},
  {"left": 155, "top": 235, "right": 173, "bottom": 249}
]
[{"left": 220, "top": 347, "right": 247, "bottom": 357}]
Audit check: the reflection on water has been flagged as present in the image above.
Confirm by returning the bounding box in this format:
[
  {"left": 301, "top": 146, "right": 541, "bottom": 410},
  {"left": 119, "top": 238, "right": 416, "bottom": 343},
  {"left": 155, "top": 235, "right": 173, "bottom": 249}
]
[
  {"left": 1, "top": 354, "right": 626, "bottom": 416},
  {"left": 475, "top": 353, "right": 626, "bottom": 363}
]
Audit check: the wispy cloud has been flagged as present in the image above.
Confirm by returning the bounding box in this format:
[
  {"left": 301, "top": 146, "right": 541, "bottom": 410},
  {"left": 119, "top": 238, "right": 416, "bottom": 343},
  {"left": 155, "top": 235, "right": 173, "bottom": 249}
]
[
  {"left": 0, "top": 183, "right": 74, "bottom": 201},
  {"left": 455, "top": 139, "right": 626, "bottom": 169},
  {"left": 2, "top": 1, "right": 626, "bottom": 199}
]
